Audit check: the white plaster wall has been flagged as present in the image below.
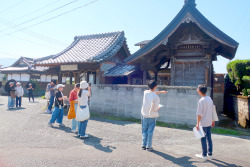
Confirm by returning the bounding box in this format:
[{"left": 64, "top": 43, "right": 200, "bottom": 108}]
[
  {"left": 40, "top": 75, "right": 46, "bottom": 82},
  {"left": 7, "top": 74, "right": 12, "bottom": 80},
  {"left": 52, "top": 76, "right": 58, "bottom": 80},
  {"left": 20, "top": 74, "right": 30, "bottom": 81},
  {"left": 62, "top": 77, "right": 66, "bottom": 83},
  {"left": 46, "top": 75, "right": 51, "bottom": 82},
  {"left": 12, "top": 74, "right": 21, "bottom": 81}
]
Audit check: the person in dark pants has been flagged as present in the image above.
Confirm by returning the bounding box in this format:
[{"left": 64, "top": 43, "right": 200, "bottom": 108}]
[
  {"left": 195, "top": 84, "right": 215, "bottom": 161},
  {"left": 7, "top": 82, "right": 16, "bottom": 109},
  {"left": 15, "top": 82, "right": 24, "bottom": 108},
  {"left": 46, "top": 80, "right": 57, "bottom": 114},
  {"left": 27, "top": 83, "right": 34, "bottom": 102}
]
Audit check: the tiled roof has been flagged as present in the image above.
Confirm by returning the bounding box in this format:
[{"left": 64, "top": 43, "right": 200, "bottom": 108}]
[
  {"left": 125, "top": 0, "right": 239, "bottom": 63},
  {"left": 0, "top": 66, "right": 48, "bottom": 73},
  {"left": 37, "top": 31, "right": 130, "bottom": 65},
  {"left": 135, "top": 40, "right": 151, "bottom": 46},
  {"left": 103, "top": 64, "right": 137, "bottom": 77}
]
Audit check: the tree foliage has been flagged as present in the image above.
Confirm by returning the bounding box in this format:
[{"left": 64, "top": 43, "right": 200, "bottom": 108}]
[{"left": 227, "top": 60, "right": 250, "bottom": 96}]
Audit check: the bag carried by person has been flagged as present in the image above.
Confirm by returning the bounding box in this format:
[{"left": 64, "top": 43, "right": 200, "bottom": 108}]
[
  {"left": 212, "top": 105, "right": 219, "bottom": 121},
  {"left": 67, "top": 101, "right": 76, "bottom": 119},
  {"left": 10, "top": 91, "right": 16, "bottom": 98},
  {"left": 45, "top": 91, "right": 50, "bottom": 100},
  {"left": 76, "top": 105, "right": 90, "bottom": 121}
]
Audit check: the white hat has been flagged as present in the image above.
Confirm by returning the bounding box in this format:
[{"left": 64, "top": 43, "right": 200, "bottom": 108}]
[
  {"left": 56, "top": 84, "right": 65, "bottom": 89},
  {"left": 9, "top": 82, "right": 13, "bottom": 85},
  {"left": 28, "top": 83, "right": 32, "bottom": 86},
  {"left": 80, "top": 81, "right": 89, "bottom": 89},
  {"left": 16, "top": 82, "right": 21, "bottom": 85}
]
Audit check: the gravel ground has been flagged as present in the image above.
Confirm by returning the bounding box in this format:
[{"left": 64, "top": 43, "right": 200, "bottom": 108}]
[{"left": 0, "top": 96, "right": 249, "bottom": 167}]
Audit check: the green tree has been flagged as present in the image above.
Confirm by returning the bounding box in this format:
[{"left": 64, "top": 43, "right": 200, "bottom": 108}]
[{"left": 227, "top": 60, "right": 250, "bottom": 96}]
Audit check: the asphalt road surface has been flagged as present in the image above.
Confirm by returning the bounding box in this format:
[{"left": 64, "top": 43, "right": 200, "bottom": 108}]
[{"left": 0, "top": 96, "right": 249, "bottom": 167}]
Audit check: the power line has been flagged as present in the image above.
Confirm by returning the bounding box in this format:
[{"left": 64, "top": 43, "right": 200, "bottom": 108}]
[
  {"left": 0, "top": 18, "right": 68, "bottom": 47},
  {"left": 11, "top": 0, "right": 64, "bottom": 22},
  {"left": 0, "top": 0, "right": 99, "bottom": 39},
  {"left": 0, "top": 0, "right": 81, "bottom": 33},
  {"left": 0, "top": 0, "right": 27, "bottom": 14}
]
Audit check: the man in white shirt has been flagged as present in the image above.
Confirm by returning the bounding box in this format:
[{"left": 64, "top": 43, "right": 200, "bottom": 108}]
[
  {"left": 141, "top": 80, "right": 167, "bottom": 151},
  {"left": 15, "top": 82, "right": 24, "bottom": 108},
  {"left": 195, "top": 84, "right": 215, "bottom": 161}
]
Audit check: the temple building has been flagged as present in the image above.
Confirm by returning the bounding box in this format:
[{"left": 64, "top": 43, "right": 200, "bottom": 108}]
[
  {"left": 123, "top": 0, "right": 238, "bottom": 91},
  {"left": 0, "top": 57, "right": 50, "bottom": 83},
  {"left": 35, "top": 31, "right": 132, "bottom": 85}
]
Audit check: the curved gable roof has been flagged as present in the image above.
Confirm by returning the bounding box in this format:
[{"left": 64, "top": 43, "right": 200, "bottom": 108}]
[
  {"left": 125, "top": 1, "right": 239, "bottom": 63},
  {"left": 37, "top": 31, "right": 130, "bottom": 65}
]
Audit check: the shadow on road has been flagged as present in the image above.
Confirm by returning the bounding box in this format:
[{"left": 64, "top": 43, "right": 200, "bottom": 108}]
[
  {"left": 152, "top": 150, "right": 243, "bottom": 167},
  {"left": 152, "top": 150, "right": 197, "bottom": 167},
  {"left": 208, "top": 159, "right": 243, "bottom": 167},
  {"left": 52, "top": 126, "right": 72, "bottom": 133},
  {"left": 91, "top": 116, "right": 136, "bottom": 126},
  {"left": 75, "top": 134, "right": 116, "bottom": 153}
]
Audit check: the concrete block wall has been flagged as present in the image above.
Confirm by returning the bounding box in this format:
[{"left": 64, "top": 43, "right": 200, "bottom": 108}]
[{"left": 90, "top": 85, "right": 211, "bottom": 125}]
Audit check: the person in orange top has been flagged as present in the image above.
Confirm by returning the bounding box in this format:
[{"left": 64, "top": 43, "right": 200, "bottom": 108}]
[{"left": 69, "top": 83, "right": 80, "bottom": 133}]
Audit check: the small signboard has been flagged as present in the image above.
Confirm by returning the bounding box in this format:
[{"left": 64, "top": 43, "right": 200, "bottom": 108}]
[{"left": 60, "top": 64, "right": 78, "bottom": 71}]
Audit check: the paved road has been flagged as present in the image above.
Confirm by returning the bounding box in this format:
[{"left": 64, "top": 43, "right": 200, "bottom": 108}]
[{"left": 0, "top": 96, "right": 249, "bottom": 167}]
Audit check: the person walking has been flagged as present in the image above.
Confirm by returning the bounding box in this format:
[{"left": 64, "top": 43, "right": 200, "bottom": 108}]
[
  {"left": 195, "top": 84, "right": 215, "bottom": 161},
  {"left": 69, "top": 83, "right": 80, "bottom": 133},
  {"left": 15, "top": 82, "right": 24, "bottom": 108},
  {"left": 46, "top": 80, "right": 57, "bottom": 114},
  {"left": 7, "top": 82, "right": 16, "bottom": 109},
  {"left": 141, "top": 80, "right": 167, "bottom": 151},
  {"left": 77, "top": 81, "right": 91, "bottom": 139},
  {"left": 48, "top": 84, "right": 66, "bottom": 127},
  {"left": 27, "top": 83, "right": 34, "bottom": 102}
]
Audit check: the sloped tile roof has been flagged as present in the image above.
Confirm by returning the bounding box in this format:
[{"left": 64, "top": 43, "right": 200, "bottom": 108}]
[
  {"left": 103, "top": 64, "right": 137, "bottom": 77},
  {"left": 0, "top": 66, "right": 47, "bottom": 73},
  {"left": 37, "top": 31, "right": 129, "bottom": 65},
  {"left": 135, "top": 40, "right": 151, "bottom": 46},
  {"left": 125, "top": 1, "right": 239, "bottom": 63}
]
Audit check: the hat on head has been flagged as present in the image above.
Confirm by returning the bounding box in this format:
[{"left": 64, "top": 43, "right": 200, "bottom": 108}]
[
  {"left": 9, "top": 82, "right": 13, "bottom": 85},
  {"left": 56, "top": 84, "right": 65, "bottom": 89},
  {"left": 80, "top": 81, "right": 89, "bottom": 89},
  {"left": 28, "top": 83, "right": 32, "bottom": 86},
  {"left": 16, "top": 82, "right": 21, "bottom": 85}
]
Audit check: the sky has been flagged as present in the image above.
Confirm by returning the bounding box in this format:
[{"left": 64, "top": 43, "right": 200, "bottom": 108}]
[{"left": 0, "top": 0, "right": 249, "bottom": 73}]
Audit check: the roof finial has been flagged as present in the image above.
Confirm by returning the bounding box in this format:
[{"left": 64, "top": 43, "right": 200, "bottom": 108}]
[{"left": 184, "top": 0, "right": 196, "bottom": 7}]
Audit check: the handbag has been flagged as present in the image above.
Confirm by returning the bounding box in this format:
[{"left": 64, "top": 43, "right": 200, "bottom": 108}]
[
  {"left": 76, "top": 105, "right": 90, "bottom": 121},
  {"left": 212, "top": 105, "right": 219, "bottom": 121},
  {"left": 10, "top": 91, "right": 16, "bottom": 98},
  {"left": 67, "top": 101, "right": 76, "bottom": 119},
  {"left": 45, "top": 91, "right": 51, "bottom": 100}
]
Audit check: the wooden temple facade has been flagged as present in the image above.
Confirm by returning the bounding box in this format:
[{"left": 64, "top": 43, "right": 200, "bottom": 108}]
[{"left": 124, "top": 0, "right": 239, "bottom": 89}]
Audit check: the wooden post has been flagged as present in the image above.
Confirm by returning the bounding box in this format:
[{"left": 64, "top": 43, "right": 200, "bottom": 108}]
[
  {"left": 58, "top": 72, "right": 62, "bottom": 84},
  {"left": 170, "top": 57, "right": 175, "bottom": 86},
  {"left": 143, "top": 71, "right": 147, "bottom": 85},
  {"left": 154, "top": 72, "right": 158, "bottom": 82},
  {"left": 127, "top": 76, "right": 131, "bottom": 85},
  {"left": 70, "top": 72, "right": 73, "bottom": 85}
]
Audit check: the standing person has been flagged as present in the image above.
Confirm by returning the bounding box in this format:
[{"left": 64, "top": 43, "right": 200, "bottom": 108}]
[
  {"left": 141, "top": 80, "right": 167, "bottom": 151},
  {"left": 195, "top": 84, "right": 215, "bottom": 161},
  {"left": 7, "top": 82, "right": 16, "bottom": 109},
  {"left": 69, "top": 83, "right": 80, "bottom": 133},
  {"left": 46, "top": 80, "right": 57, "bottom": 114},
  {"left": 27, "top": 83, "right": 34, "bottom": 102},
  {"left": 78, "top": 81, "right": 91, "bottom": 139},
  {"left": 15, "top": 82, "right": 24, "bottom": 108},
  {"left": 48, "top": 84, "right": 66, "bottom": 127}
]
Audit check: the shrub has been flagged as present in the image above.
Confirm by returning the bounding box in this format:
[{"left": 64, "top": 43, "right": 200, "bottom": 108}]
[{"left": 227, "top": 60, "right": 250, "bottom": 96}]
